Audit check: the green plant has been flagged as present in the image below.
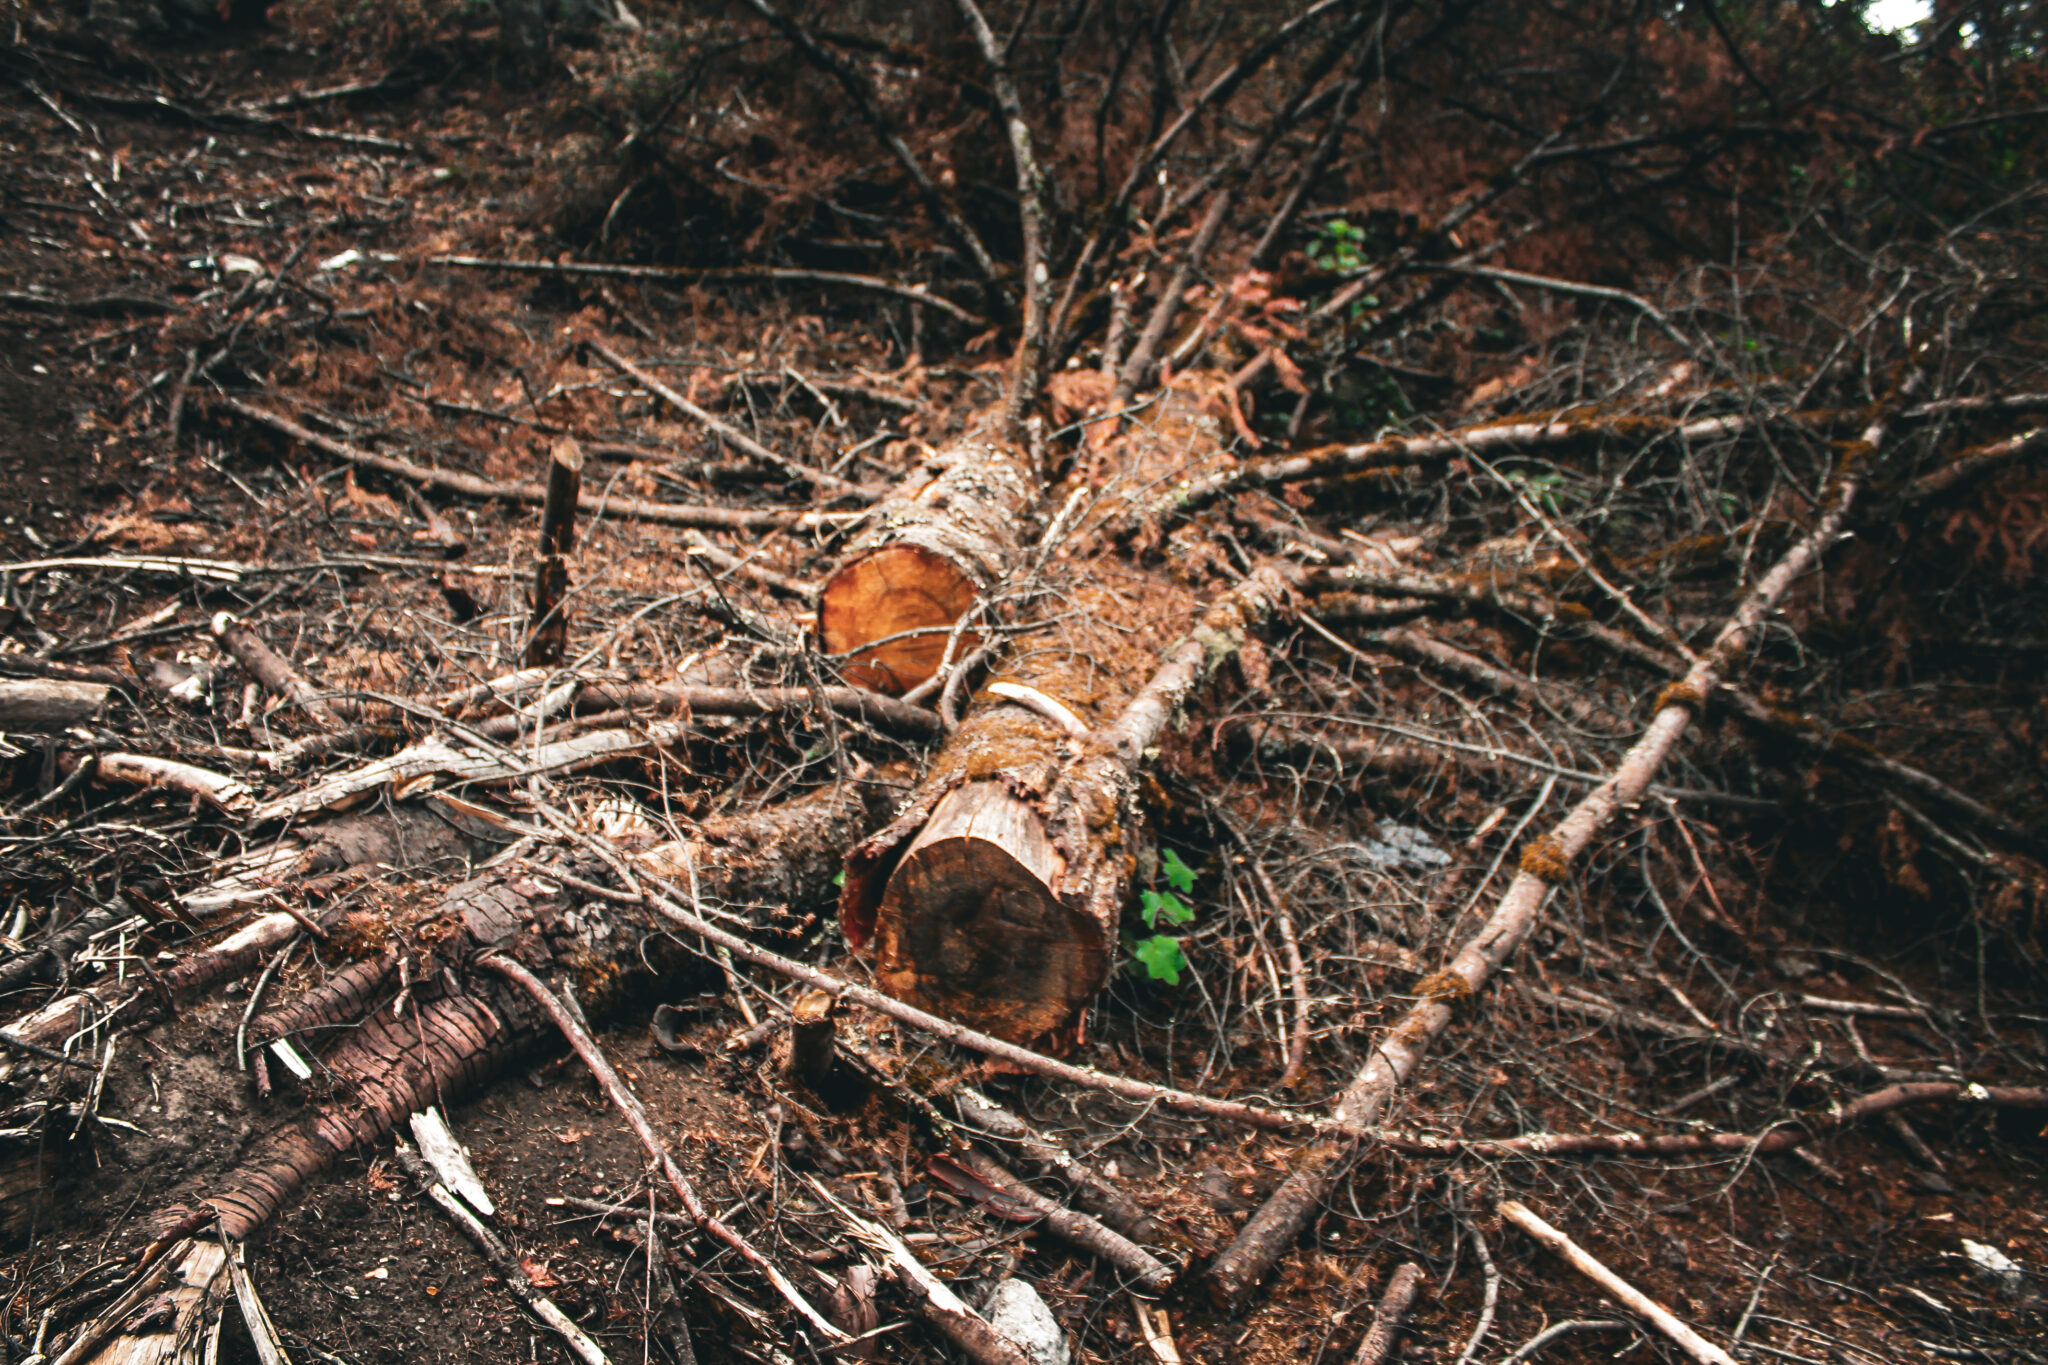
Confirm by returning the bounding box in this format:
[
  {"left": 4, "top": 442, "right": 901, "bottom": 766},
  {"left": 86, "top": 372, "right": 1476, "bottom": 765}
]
[
  {"left": 1130, "top": 848, "right": 1197, "bottom": 984},
  {"left": 1308, "top": 218, "right": 1370, "bottom": 273},
  {"left": 1507, "top": 468, "right": 1570, "bottom": 514}
]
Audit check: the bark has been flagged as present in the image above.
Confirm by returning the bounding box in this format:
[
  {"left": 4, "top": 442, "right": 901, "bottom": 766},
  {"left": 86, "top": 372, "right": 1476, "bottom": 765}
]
[
  {"left": 524, "top": 437, "right": 583, "bottom": 668},
  {"left": 817, "top": 413, "right": 1038, "bottom": 694},
  {"left": 0, "top": 679, "right": 109, "bottom": 730},
  {"left": 841, "top": 567, "right": 1288, "bottom": 1045}
]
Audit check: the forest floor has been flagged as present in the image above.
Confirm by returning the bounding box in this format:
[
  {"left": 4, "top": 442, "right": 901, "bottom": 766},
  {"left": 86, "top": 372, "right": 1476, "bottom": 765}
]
[{"left": 1, "top": 14, "right": 2044, "bottom": 1365}]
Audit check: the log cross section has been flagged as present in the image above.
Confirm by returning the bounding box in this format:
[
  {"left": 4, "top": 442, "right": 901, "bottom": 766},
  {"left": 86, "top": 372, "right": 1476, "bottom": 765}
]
[{"left": 818, "top": 417, "right": 1035, "bottom": 693}]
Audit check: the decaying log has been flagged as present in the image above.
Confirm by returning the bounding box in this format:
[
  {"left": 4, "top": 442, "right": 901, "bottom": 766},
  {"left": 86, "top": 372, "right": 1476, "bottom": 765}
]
[
  {"left": 818, "top": 414, "right": 1038, "bottom": 693},
  {"left": 1203, "top": 367, "right": 1930, "bottom": 1308},
  {"left": 842, "top": 567, "right": 1288, "bottom": 1045},
  {"left": 0, "top": 678, "right": 109, "bottom": 730},
  {"left": 524, "top": 437, "right": 583, "bottom": 668},
  {"left": 52, "top": 1238, "right": 230, "bottom": 1365}
]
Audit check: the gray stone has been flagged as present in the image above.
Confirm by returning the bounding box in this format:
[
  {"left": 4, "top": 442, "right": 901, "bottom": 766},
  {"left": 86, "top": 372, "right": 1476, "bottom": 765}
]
[{"left": 982, "top": 1278, "right": 1068, "bottom": 1365}]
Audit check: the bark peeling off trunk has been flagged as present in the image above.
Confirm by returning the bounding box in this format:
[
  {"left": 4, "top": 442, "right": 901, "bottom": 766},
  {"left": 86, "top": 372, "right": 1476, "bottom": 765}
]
[
  {"left": 842, "top": 557, "right": 1282, "bottom": 1046},
  {"left": 841, "top": 705, "right": 1135, "bottom": 1046},
  {"left": 818, "top": 416, "right": 1036, "bottom": 694}
]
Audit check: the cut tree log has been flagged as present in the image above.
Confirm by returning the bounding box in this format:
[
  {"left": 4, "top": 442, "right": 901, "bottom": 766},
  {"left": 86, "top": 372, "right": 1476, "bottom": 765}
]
[
  {"left": 817, "top": 413, "right": 1038, "bottom": 694},
  {"left": 842, "top": 566, "right": 1289, "bottom": 1045}
]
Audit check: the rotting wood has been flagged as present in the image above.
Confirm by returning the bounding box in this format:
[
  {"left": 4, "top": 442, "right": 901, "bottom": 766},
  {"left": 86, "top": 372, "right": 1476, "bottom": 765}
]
[{"left": 817, "top": 413, "right": 1037, "bottom": 694}]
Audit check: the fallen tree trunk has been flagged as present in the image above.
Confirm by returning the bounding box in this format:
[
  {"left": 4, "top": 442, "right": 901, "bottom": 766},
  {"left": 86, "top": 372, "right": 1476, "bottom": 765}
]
[
  {"left": 817, "top": 413, "right": 1038, "bottom": 693},
  {"left": 841, "top": 566, "right": 1289, "bottom": 1045}
]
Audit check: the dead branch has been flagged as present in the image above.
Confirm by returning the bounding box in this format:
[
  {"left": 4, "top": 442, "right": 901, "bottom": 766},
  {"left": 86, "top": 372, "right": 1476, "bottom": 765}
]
[
  {"left": 1203, "top": 361, "right": 1932, "bottom": 1307},
  {"left": 1350, "top": 1262, "right": 1425, "bottom": 1365},
  {"left": 1370, "top": 1078, "right": 2048, "bottom": 1159},
  {"left": 211, "top": 612, "right": 341, "bottom": 729},
  {"left": 0, "top": 678, "right": 109, "bottom": 730},
  {"left": 809, "top": 1176, "right": 1035, "bottom": 1365},
  {"left": 477, "top": 954, "right": 849, "bottom": 1344},
  {"left": 391, "top": 1142, "right": 612, "bottom": 1365},
  {"left": 943, "top": 1150, "right": 1174, "bottom": 1292},
  {"left": 585, "top": 338, "right": 877, "bottom": 500},
  {"left": 1498, "top": 1200, "right": 1739, "bottom": 1365},
  {"left": 224, "top": 399, "right": 858, "bottom": 534},
  {"left": 428, "top": 256, "right": 985, "bottom": 326}
]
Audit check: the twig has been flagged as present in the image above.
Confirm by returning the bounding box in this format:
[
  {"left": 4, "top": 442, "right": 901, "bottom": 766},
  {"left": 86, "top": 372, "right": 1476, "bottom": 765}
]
[
  {"left": 224, "top": 399, "right": 857, "bottom": 534},
  {"left": 585, "top": 339, "right": 876, "bottom": 499},
  {"left": 1452, "top": 1220, "right": 1499, "bottom": 1365},
  {"left": 477, "top": 955, "right": 849, "bottom": 1344},
  {"left": 807, "top": 1176, "right": 1034, "bottom": 1365},
  {"left": 391, "top": 1142, "right": 612, "bottom": 1365},
  {"left": 1350, "top": 1262, "right": 1425, "bottom": 1365},
  {"left": 1498, "top": 1200, "right": 1738, "bottom": 1365},
  {"left": 428, "top": 256, "right": 984, "bottom": 326},
  {"left": 1203, "top": 357, "right": 1935, "bottom": 1307},
  {"left": 952, "top": 0, "right": 1050, "bottom": 431},
  {"left": 1496, "top": 1320, "right": 1633, "bottom": 1365},
  {"left": 1358, "top": 1081, "right": 2048, "bottom": 1159},
  {"left": 948, "top": 1150, "right": 1174, "bottom": 1292}
]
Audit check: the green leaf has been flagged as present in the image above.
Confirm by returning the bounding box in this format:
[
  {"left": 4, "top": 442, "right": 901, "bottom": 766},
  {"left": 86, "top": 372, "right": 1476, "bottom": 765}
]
[
  {"left": 1139, "top": 889, "right": 1192, "bottom": 928},
  {"left": 1161, "top": 848, "right": 1196, "bottom": 895},
  {"left": 1132, "top": 934, "right": 1187, "bottom": 984}
]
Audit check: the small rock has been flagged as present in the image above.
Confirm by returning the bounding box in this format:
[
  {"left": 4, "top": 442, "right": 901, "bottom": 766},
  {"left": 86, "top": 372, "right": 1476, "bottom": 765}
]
[
  {"left": 983, "top": 1278, "right": 1068, "bottom": 1365},
  {"left": 1961, "top": 1238, "right": 2026, "bottom": 1297}
]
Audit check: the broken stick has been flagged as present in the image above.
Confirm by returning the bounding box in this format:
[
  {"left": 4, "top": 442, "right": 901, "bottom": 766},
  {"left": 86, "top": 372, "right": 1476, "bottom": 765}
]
[
  {"left": 1498, "top": 1199, "right": 1737, "bottom": 1365},
  {"left": 525, "top": 437, "right": 583, "bottom": 667}
]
